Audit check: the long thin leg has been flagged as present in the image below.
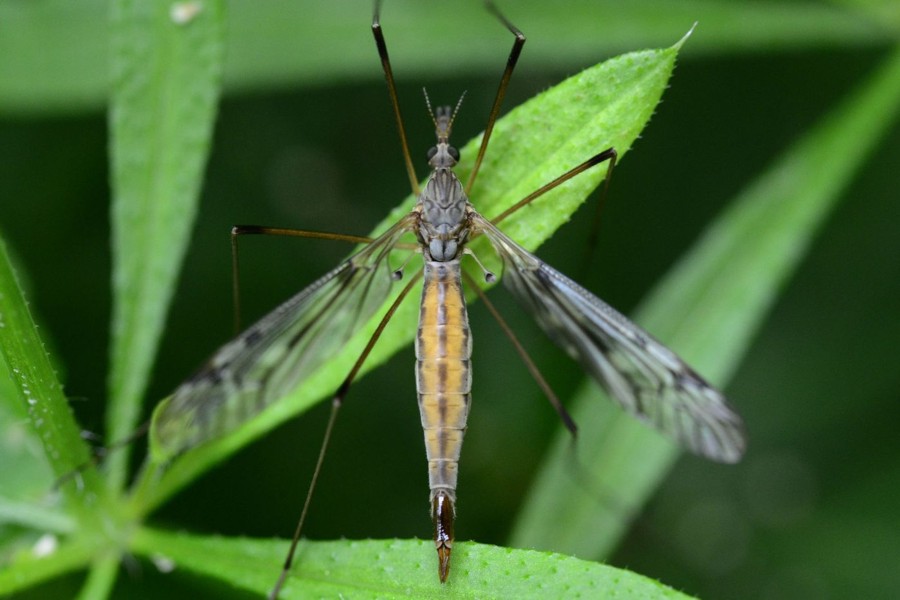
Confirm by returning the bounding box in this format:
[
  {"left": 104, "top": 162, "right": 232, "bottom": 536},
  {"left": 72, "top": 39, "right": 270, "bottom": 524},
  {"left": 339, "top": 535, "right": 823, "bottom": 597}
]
[
  {"left": 231, "top": 225, "right": 419, "bottom": 332},
  {"left": 230, "top": 226, "right": 376, "bottom": 333},
  {"left": 232, "top": 225, "right": 373, "bottom": 245},
  {"left": 268, "top": 269, "right": 423, "bottom": 600},
  {"left": 463, "top": 272, "right": 576, "bottom": 435},
  {"left": 490, "top": 147, "right": 617, "bottom": 225},
  {"left": 582, "top": 150, "right": 620, "bottom": 271},
  {"left": 465, "top": 1, "right": 526, "bottom": 195},
  {"left": 372, "top": 0, "right": 419, "bottom": 196},
  {"left": 52, "top": 421, "right": 151, "bottom": 490}
]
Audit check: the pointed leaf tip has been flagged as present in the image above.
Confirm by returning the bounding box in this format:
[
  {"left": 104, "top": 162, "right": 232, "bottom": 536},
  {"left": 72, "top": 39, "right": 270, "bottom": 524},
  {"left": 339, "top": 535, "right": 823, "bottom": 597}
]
[{"left": 675, "top": 23, "right": 698, "bottom": 49}]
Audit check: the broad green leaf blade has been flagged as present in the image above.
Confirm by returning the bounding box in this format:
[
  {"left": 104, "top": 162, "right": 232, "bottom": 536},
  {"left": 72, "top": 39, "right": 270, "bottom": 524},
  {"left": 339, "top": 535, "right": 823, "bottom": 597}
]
[
  {"left": 0, "top": 237, "right": 103, "bottom": 513},
  {"left": 130, "top": 527, "right": 696, "bottom": 599},
  {"left": 0, "top": 329, "right": 59, "bottom": 524},
  {"left": 135, "top": 40, "right": 684, "bottom": 513},
  {"left": 1, "top": 0, "right": 895, "bottom": 115},
  {"left": 106, "top": 0, "right": 225, "bottom": 491},
  {"left": 511, "top": 47, "right": 900, "bottom": 558}
]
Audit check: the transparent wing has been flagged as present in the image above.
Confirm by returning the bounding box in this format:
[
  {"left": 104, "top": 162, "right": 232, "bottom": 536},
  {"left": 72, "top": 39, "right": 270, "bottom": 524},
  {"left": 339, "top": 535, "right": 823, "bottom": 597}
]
[
  {"left": 151, "top": 215, "right": 417, "bottom": 459},
  {"left": 473, "top": 214, "right": 745, "bottom": 463}
]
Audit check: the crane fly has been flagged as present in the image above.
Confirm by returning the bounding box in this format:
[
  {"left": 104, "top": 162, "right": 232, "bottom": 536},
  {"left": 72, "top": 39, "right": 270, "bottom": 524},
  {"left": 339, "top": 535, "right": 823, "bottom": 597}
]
[{"left": 151, "top": 2, "right": 746, "bottom": 597}]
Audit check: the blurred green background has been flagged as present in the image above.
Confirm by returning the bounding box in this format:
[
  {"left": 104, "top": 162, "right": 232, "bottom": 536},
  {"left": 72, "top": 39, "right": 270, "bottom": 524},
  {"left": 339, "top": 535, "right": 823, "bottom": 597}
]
[{"left": 1, "top": 0, "right": 899, "bottom": 598}]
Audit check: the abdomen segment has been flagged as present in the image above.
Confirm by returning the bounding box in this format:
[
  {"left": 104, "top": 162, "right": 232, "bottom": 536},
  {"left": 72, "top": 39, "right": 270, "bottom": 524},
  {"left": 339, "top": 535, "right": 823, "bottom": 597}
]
[{"left": 415, "top": 260, "right": 472, "bottom": 582}]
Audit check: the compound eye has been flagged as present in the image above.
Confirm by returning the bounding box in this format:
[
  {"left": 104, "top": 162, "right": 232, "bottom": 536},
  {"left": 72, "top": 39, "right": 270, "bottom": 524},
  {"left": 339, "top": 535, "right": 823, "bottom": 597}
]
[
  {"left": 448, "top": 146, "right": 460, "bottom": 162},
  {"left": 427, "top": 146, "right": 438, "bottom": 160}
]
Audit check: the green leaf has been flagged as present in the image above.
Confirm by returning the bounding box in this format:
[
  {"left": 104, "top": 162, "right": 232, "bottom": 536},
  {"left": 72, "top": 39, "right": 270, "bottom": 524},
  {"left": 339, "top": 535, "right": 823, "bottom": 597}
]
[
  {"left": 0, "top": 340, "right": 58, "bottom": 523},
  {"left": 510, "top": 46, "right": 900, "bottom": 559},
  {"left": 106, "top": 0, "right": 225, "bottom": 491},
  {"left": 0, "top": 535, "right": 95, "bottom": 597},
  {"left": 1, "top": 0, "right": 895, "bottom": 115},
  {"left": 827, "top": 0, "right": 900, "bottom": 30},
  {"left": 0, "top": 237, "right": 104, "bottom": 514},
  {"left": 130, "top": 527, "right": 696, "bottom": 599},
  {"left": 0, "top": 499, "right": 73, "bottom": 535},
  {"left": 75, "top": 555, "right": 120, "bottom": 600},
  {"left": 136, "top": 38, "right": 684, "bottom": 512}
]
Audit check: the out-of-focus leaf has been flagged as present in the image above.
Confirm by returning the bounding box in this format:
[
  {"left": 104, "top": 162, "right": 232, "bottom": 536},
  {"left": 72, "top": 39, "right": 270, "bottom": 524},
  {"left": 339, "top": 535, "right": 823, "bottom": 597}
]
[
  {"left": 105, "top": 0, "right": 225, "bottom": 490},
  {"left": 0, "top": 0, "right": 893, "bottom": 115},
  {"left": 511, "top": 46, "right": 900, "bottom": 559}
]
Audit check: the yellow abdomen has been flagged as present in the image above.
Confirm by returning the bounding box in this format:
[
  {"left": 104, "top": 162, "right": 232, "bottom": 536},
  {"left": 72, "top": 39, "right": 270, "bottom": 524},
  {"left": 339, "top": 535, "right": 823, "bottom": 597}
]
[{"left": 415, "top": 260, "right": 472, "bottom": 499}]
